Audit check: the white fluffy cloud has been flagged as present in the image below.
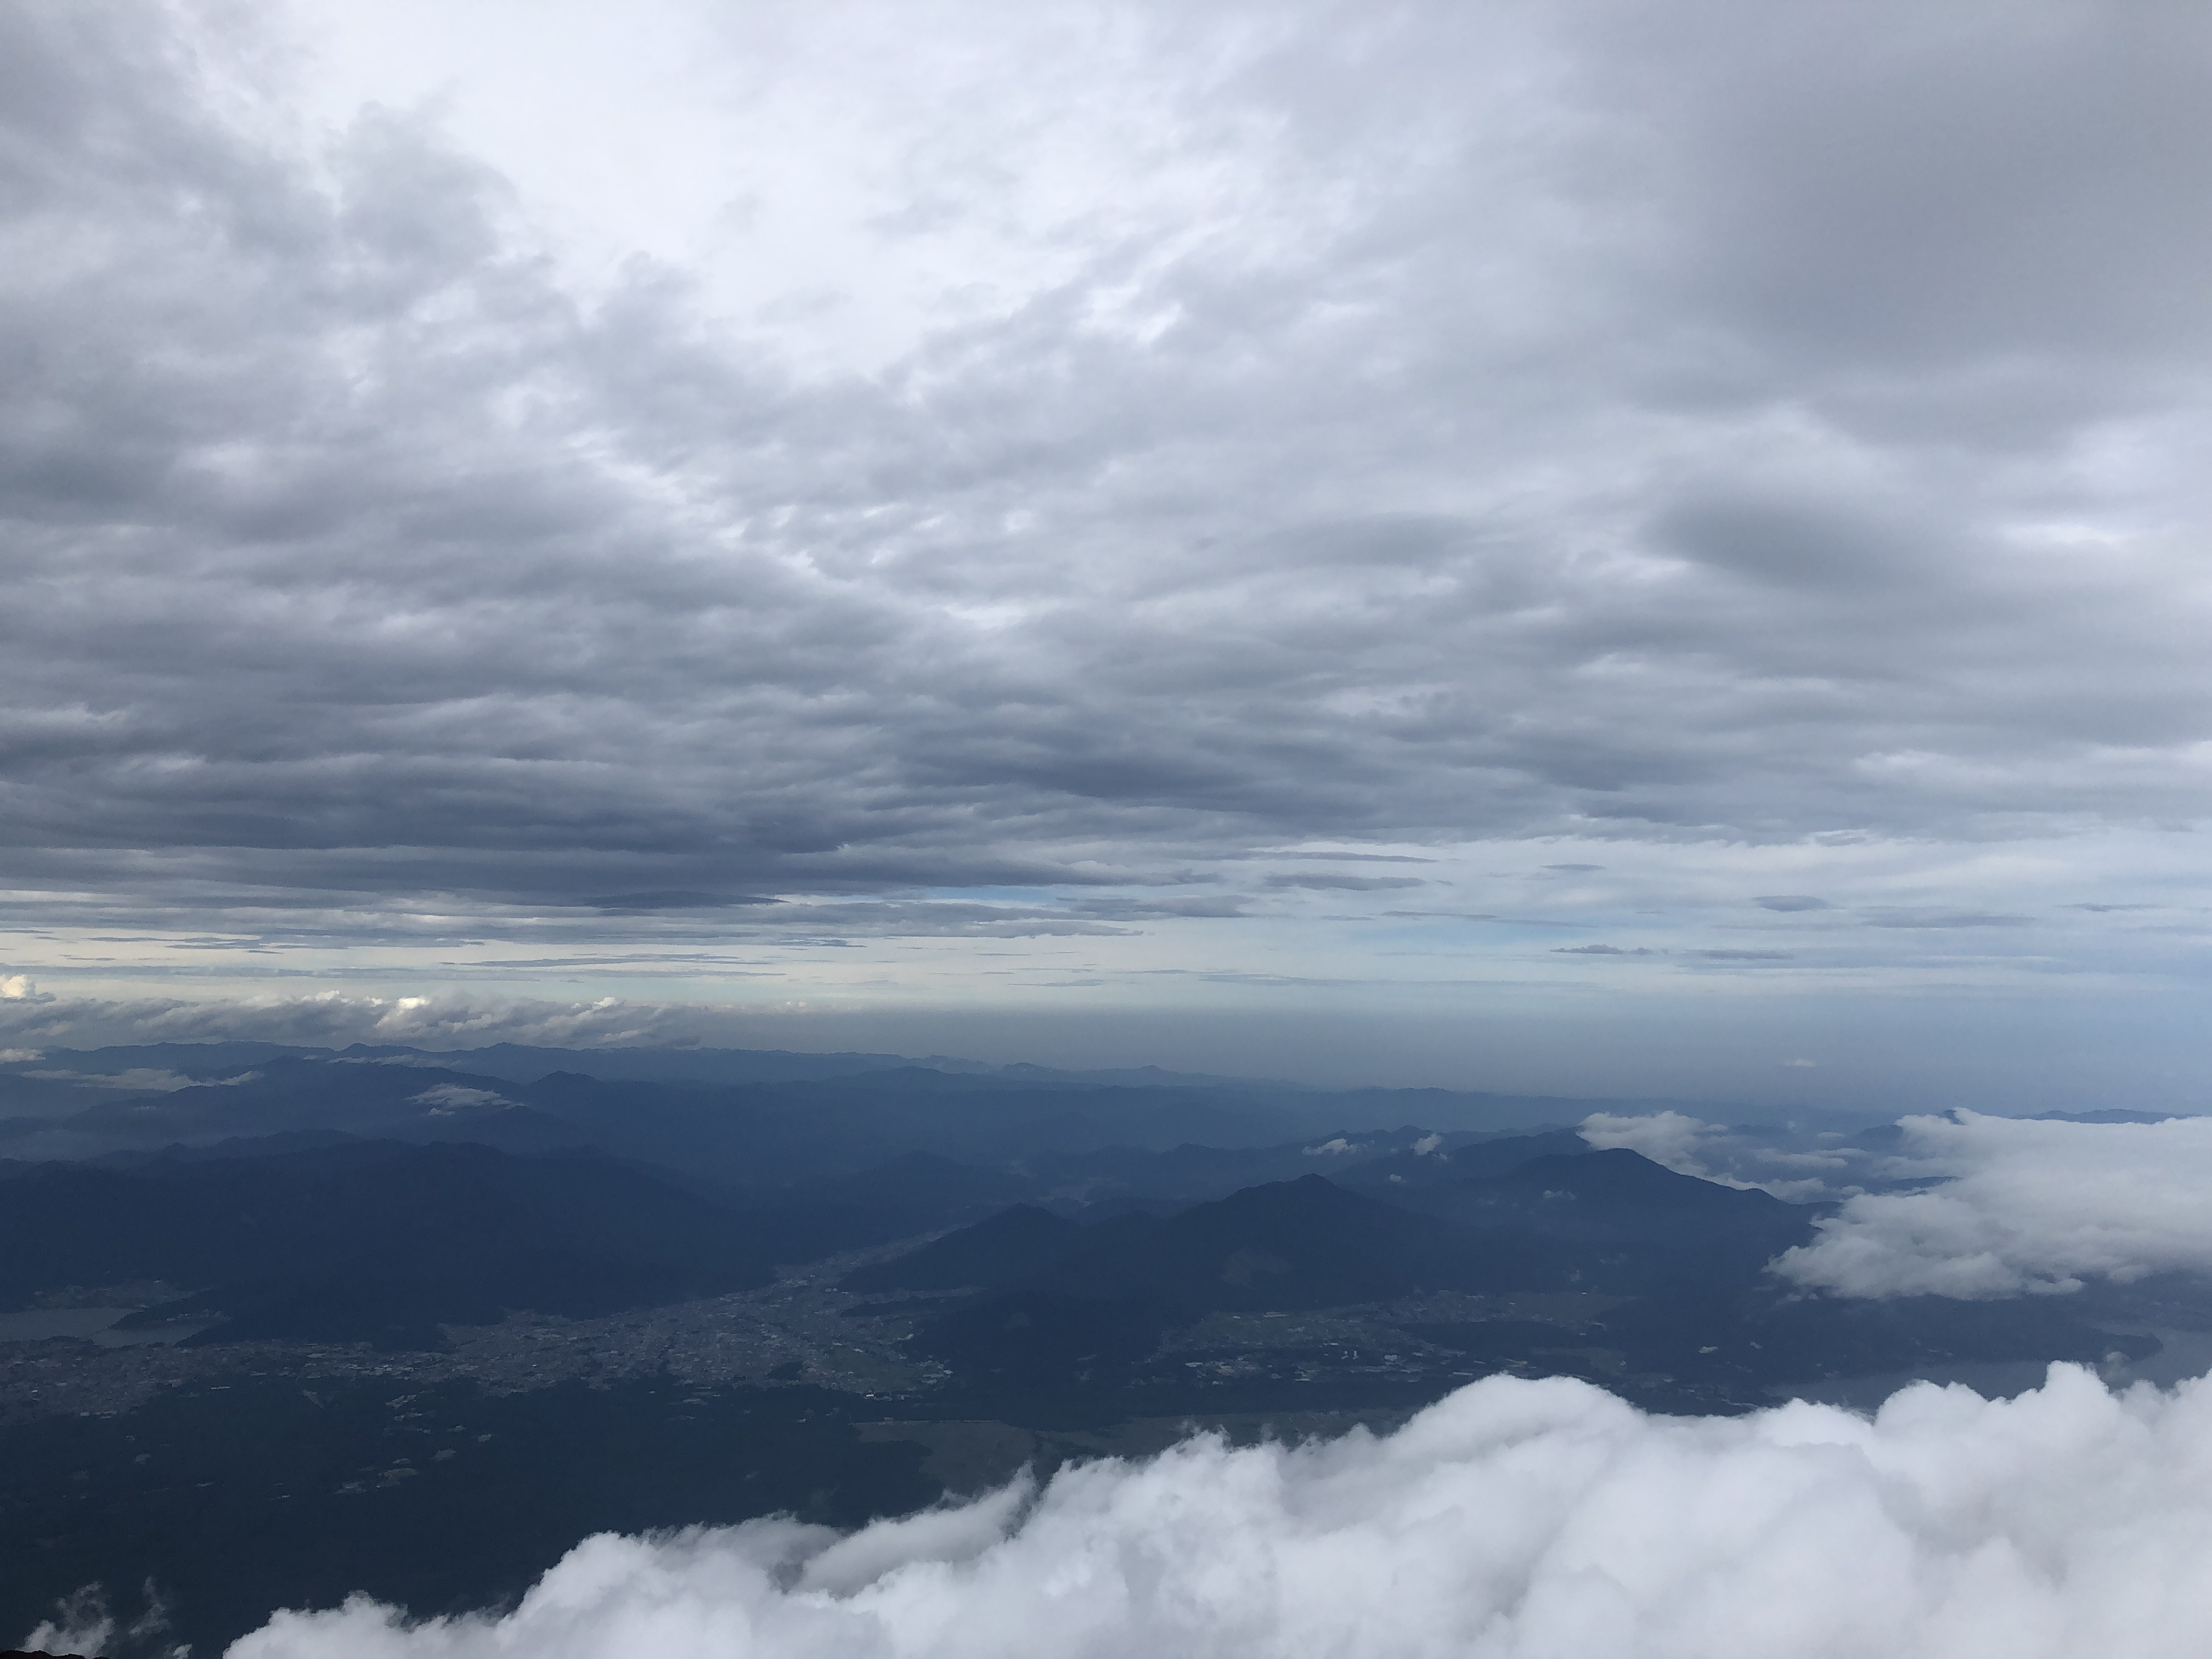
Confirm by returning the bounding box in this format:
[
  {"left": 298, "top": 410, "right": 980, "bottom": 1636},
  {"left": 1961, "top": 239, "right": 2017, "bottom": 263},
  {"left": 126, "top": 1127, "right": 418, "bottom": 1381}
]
[
  {"left": 1578, "top": 1110, "right": 1847, "bottom": 1201},
  {"left": 1580, "top": 1110, "right": 1740, "bottom": 1177},
  {"left": 407, "top": 1082, "right": 512, "bottom": 1111},
  {"left": 223, "top": 1364, "right": 2212, "bottom": 1659},
  {"left": 1776, "top": 1111, "right": 2212, "bottom": 1298}
]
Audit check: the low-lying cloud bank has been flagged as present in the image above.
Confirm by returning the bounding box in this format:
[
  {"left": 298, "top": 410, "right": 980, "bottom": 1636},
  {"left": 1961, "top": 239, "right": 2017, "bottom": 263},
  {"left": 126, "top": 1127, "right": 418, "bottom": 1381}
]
[
  {"left": 227, "top": 1365, "right": 2212, "bottom": 1659},
  {"left": 1577, "top": 1109, "right": 1844, "bottom": 1201},
  {"left": 1777, "top": 1111, "right": 2212, "bottom": 1299},
  {"left": 0, "top": 990, "right": 740, "bottom": 1054}
]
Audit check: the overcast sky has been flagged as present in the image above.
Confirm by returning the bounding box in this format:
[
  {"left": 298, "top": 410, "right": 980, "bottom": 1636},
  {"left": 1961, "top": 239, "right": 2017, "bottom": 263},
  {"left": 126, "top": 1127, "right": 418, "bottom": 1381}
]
[{"left": 3, "top": 0, "right": 2209, "bottom": 1105}]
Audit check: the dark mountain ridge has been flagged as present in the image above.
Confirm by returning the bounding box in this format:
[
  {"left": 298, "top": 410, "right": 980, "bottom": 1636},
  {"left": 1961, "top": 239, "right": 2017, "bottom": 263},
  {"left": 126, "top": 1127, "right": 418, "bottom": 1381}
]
[
  {"left": 896, "top": 1171, "right": 1632, "bottom": 1389},
  {"left": 1, "top": 1044, "right": 1822, "bottom": 1172},
  {"left": 1402, "top": 1149, "right": 1815, "bottom": 1249},
  {"left": 0, "top": 1140, "right": 779, "bottom": 1347},
  {"left": 842, "top": 1204, "right": 1088, "bottom": 1295}
]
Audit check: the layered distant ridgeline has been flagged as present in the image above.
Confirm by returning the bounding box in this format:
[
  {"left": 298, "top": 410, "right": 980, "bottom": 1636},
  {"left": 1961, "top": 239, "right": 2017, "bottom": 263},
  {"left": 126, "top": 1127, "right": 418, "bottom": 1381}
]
[
  {"left": 0, "top": 1043, "right": 2174, "bottom": 1656},
  {"left": 0, "top": 1040, "right": 1696, "bottom": 1172}
]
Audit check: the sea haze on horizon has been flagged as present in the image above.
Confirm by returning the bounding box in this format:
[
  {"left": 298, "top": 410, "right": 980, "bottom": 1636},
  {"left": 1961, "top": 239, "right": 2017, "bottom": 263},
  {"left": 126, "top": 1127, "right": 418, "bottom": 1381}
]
[{"left": 4, "top": 0, "right": 2212, "bottom": 1112}]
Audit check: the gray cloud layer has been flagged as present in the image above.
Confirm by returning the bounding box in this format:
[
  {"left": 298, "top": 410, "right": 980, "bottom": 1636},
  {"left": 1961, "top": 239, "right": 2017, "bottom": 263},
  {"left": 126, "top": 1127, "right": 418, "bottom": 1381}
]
[
  {"left": 5, "top": 2, "right": 2212, "bottom": 945},
  {"left": 204, "top": 1364, "right": 2212, "bottom": 1659}
]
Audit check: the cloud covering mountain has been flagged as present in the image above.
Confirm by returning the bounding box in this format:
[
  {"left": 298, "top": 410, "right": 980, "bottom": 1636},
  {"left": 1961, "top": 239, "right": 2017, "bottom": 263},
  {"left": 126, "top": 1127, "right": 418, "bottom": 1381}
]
[
  {"left": 208, "top": 1364, "right": 2212, "bottom": 1659},
  {"left": 1778, "top": 1111, "right": 2212, "bottom": 1298}
]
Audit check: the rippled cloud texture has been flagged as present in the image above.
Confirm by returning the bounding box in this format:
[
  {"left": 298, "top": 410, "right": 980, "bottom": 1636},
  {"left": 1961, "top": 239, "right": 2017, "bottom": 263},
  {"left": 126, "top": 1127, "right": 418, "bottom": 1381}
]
[
  {"left": 5, "top": 1, "right": 2212, "bottom": 1092},
  {"left": 217, "top": 1365, "right": 2212, "bottom": 1659},
  {"left": 3, "top": 8, "right": 2211, "bottom": 913}
]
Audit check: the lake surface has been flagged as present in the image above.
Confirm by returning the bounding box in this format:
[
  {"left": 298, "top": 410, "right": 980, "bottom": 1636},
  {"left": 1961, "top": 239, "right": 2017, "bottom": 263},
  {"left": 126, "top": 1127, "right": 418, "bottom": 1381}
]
[
  {"left": 0, "top": 1306, "right": 207, "bottom": 1346},
  {"left": 1772, "top": 1327, "right": 2212, "bottom": 1412}
]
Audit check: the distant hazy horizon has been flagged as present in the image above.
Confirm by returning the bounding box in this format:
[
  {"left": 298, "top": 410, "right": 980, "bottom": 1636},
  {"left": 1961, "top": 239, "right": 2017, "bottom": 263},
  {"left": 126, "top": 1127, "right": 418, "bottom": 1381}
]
[{"left": 2, "top": 986, "right": 2199, "bottom": 1120}]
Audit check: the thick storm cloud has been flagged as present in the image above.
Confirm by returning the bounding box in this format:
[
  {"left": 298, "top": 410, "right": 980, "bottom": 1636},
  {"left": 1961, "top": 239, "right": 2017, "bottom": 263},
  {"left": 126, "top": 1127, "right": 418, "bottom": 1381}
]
[
  {"left": 1778, "top": 1112, "right": 2212, "bottom": 1298},
  {"left": 207, "top": 1365, "right": 2212, "bottom": 1659},
  {"left": 4, "top": 0, "right": 2212, "bottom": 955}
]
